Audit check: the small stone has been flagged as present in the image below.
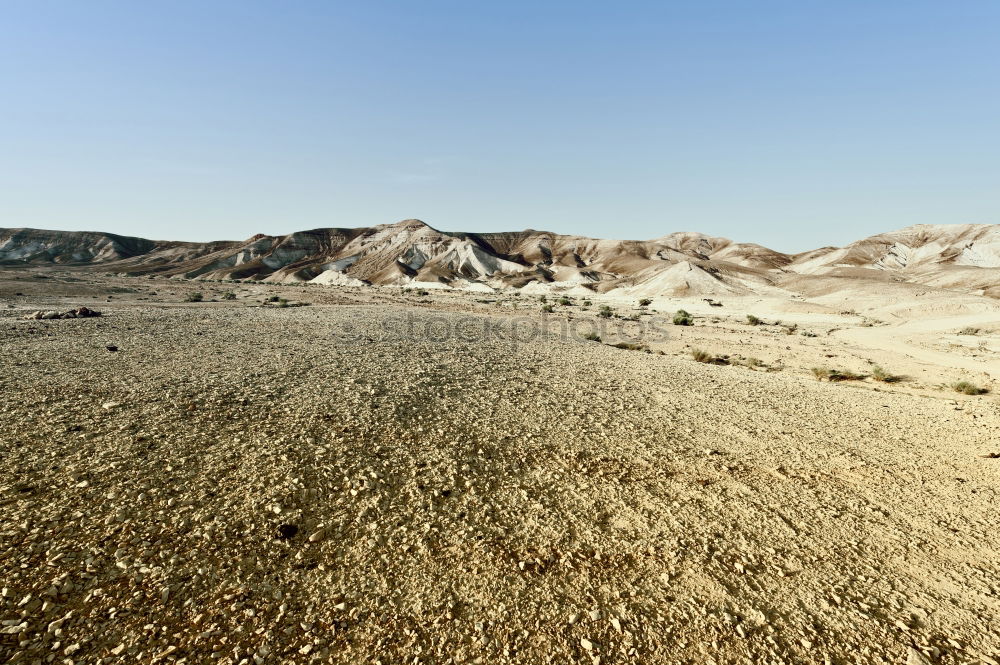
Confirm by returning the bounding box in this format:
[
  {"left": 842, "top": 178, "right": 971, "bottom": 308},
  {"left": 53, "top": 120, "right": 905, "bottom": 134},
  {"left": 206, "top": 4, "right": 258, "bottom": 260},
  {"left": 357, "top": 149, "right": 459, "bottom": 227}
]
[
  {"left": 588, "top": 609, "right": 602, "bottom": 621},
  {"left": 610, "top": 618, "right": 622, "bottom": 633},
  {"left": 568, "top": 613, "right": 580, "bottom": 625},
  {"left": 580, "top": 638, "right": 595, "bottom": 651},
  {"left": 308, "top": 529, "right": 326, "bottom": 543},
  {"left": 106, "top": 345, "right": 118, "bottom": 352},
  {"left": 907, "top": 647, "right": 932, "bottom": 665}
]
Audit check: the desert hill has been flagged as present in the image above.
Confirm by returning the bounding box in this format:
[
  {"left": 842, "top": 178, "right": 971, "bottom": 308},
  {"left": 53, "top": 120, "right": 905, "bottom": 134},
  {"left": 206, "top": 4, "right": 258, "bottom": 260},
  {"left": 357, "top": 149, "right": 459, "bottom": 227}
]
[{"left": 1, "top": 221, "right": 997, "bottom": 297}]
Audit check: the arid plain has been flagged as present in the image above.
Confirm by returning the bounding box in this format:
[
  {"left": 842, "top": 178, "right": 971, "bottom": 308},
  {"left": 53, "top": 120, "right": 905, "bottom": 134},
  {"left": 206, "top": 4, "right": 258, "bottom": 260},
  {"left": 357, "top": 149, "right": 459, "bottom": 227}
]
[{"left": 2, "top": 266, "right": 998, "bottom": 665}]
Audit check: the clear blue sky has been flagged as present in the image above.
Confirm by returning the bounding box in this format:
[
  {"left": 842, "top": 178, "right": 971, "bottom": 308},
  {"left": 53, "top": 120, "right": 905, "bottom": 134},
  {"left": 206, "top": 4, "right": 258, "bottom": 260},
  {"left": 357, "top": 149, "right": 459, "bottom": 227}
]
[{"left": 2, "top": 1, "right": 998, "bottom": 252}]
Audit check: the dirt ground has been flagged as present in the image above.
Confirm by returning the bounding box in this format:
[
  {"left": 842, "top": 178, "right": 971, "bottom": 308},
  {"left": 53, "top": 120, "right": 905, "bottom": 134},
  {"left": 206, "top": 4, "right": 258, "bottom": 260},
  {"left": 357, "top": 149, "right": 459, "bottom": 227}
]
[{"left": 1, "top": 269, "right": 998, "bottom": 665}]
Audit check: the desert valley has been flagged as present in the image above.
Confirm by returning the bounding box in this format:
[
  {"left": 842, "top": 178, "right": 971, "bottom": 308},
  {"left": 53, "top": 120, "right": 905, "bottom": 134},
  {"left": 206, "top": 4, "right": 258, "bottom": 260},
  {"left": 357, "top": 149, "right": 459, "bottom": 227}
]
[{"left": 1, "top": 221, "right": 998, "bottom": 664}]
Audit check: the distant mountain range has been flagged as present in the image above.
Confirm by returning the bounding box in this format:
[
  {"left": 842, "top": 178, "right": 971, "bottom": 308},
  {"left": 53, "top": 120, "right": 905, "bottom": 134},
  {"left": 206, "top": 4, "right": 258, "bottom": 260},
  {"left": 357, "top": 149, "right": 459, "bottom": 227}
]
[{"left": 2, "top": 220, "right": 998, "bottom": 298}]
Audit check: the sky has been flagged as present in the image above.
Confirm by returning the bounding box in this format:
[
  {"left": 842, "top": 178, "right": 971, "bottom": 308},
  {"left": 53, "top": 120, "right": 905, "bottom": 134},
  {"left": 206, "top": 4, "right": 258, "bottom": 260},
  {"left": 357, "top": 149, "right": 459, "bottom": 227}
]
[{"left": 1, "top": 1, "right": 998, "bottom": 252}]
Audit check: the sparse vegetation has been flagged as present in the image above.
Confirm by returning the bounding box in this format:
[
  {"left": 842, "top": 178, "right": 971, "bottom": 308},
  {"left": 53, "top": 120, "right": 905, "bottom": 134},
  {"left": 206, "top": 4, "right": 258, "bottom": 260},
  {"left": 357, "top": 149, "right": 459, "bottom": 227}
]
[
  {"left": 871, "top": 366, "right": 901, "bottom": 383},
  {"left": 611, "top": 341, "right": 647, "bottom": 351},
  {"left": 673, "top": 309, "right": 693, "bottom": 326},
  {"left": 540, "top": 304, "right": 554, "bottom": 313},
  {"left": 583, "top": 300, "right": 592, "bottom": 307},
  {"left": 812, "top": 367, "right": 864, "bottom": 382},
  {"left": 597, "top": 305, "right": 613, "bottom": 319},
  {"left": 184, "top": 292, "right": 203, "bottom": 303},
  {"left": 691, "top": 348, "right": 714, "bottom": 363},
  {"left": 690, "top": 348, "right": 728, "bottom": 364},
  {"left": 801, "top": 330, "right": 818, "bottom": 337},
  {"left": 558, "top": 297, "right": 571, "bottom": 306},
  {"left": 830, "top": 369, "right": 864, "bottom": 381},
  {"left": 639, "top": 298, "right": 652, "bottom": 307},
  {"left": 951, "top": 381, "right": 988, "bottom": 395},
  {"left": 958, "top": 327, "right": 981, "bottom": 335},
  {"left": 783, "top": 323, "right": 798, "bottom": 335},
  {"left": 746, "top": 314, "right": 762, "bottom": 326},
  {"left": 221, "top": 291, "right": 236, "bottom": 300},
  {"left": 583, "top": 332, "right": 601, "bottom": 342}
]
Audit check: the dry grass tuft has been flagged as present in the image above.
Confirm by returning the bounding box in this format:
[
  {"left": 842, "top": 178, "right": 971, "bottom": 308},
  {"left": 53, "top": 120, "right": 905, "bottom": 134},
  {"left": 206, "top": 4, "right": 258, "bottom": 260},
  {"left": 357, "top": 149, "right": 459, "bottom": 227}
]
[
  {"left": 952, "top": 381, "right": 988, "bottom": 395},
  {"left": 691, "top": 348, "right": 728, "bottom": 365},
  {"left": 812, "top": 367, "right": 864, "bottom": 382},
  {"left": 871, "top": 366, "right": 901, "bottom": 383}
]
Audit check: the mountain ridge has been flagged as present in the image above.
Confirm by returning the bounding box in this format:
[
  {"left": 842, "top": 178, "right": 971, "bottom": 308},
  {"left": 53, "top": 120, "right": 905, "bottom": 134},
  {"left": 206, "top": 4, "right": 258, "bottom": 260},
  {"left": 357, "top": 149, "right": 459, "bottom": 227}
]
[{"left": 2, "top": 221, "right": 998, "bottom": 298}]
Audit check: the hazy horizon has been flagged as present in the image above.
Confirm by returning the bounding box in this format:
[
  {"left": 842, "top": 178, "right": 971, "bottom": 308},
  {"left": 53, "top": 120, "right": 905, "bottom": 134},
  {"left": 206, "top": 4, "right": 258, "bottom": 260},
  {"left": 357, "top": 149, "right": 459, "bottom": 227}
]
[{"left": 2, "top": 1, "right": 998, "bottom": 253}]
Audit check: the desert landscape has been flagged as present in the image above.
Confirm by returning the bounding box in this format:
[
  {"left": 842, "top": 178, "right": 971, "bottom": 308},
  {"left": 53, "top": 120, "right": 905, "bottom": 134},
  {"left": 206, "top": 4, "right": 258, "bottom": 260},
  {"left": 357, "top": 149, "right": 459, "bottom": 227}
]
[{"left": 1, "top": 222, "right": 998, "bottom": 664}]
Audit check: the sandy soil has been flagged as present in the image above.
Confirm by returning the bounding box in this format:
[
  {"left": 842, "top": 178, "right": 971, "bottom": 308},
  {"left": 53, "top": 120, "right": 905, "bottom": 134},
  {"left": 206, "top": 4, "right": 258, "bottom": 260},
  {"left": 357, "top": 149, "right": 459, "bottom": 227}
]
[{"left": 1, "top": 270, "right": 999, "bottom": 665}]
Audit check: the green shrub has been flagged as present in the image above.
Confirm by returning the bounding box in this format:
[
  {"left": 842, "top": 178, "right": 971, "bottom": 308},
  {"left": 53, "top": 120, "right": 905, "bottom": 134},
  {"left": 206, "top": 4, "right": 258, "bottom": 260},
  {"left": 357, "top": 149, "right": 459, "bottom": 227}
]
[
  {"left": 221, "top": 291, "right": 236, "bottom": 300},
  {"left": 583, "top": 332, "right": 601, "bottom": 342},
  {"left": 639, "top": 298, "right": 652, "bottom": 307},
  {"left": 184, "top": 292, "right": 203, "bottom": 303},
  {"left": 540, "top": 304, "right": 554, "bottom": 313},
  {"left": 597, "top": 305, "right": 613, "bottom": 319},
  {"left": 746, "top": 314, "right": 762, "bottom": 326},
  {"left": 558, "top": 297, "right": 571, "bottom": 306},
  {"left": 673, "top": 309, "right": 693, "bottom": 326},
  {"left": 958, "top": 327, "right": 981, "bottom": 335}
]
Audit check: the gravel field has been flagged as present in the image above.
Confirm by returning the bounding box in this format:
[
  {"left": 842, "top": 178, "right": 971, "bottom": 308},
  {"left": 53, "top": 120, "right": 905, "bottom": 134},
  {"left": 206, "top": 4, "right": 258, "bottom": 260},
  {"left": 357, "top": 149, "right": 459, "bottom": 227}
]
[{"left": 2, "top": 292, "right": 999, "bottom": 664}]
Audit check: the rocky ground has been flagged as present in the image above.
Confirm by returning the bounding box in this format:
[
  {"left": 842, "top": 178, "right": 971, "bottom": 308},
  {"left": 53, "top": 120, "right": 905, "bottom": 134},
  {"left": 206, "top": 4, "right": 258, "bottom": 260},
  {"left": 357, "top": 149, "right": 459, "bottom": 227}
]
[{"left": 1, "top": 271, "right": 999, "bottom": 665}]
